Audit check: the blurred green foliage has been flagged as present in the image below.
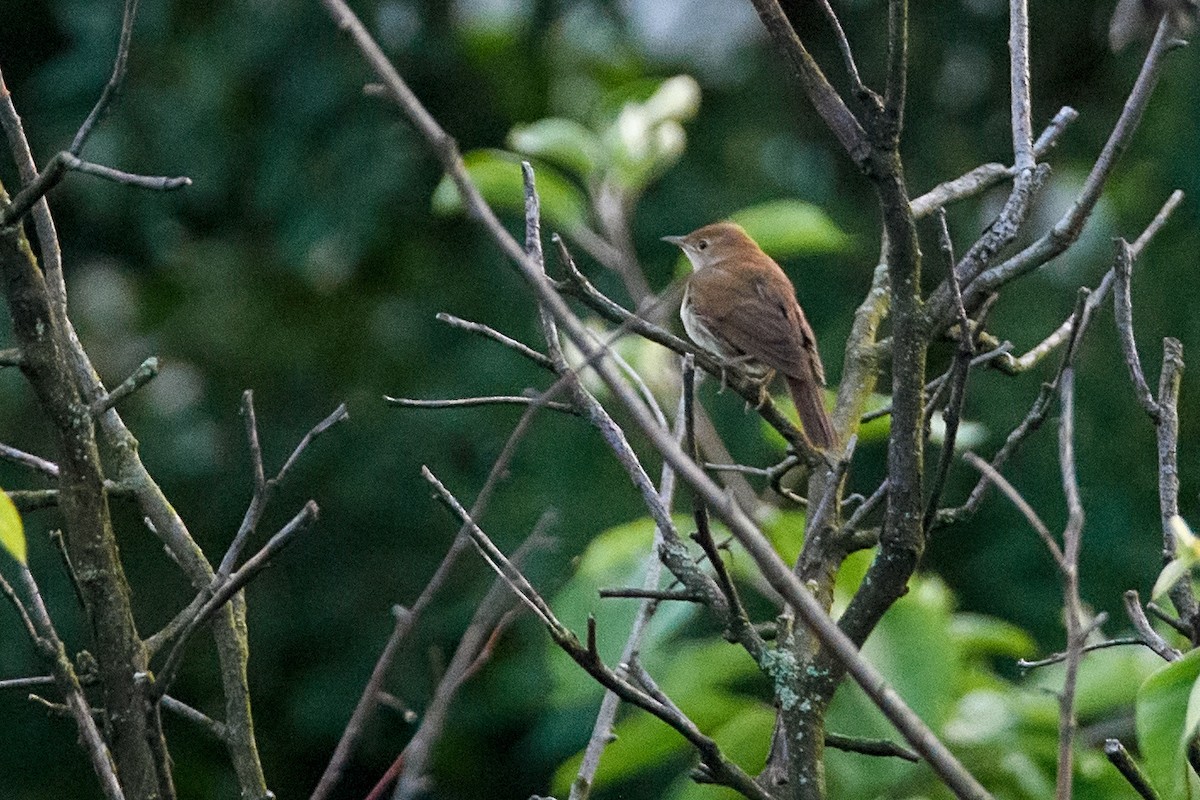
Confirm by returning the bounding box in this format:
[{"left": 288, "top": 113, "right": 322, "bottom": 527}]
[{"left": 2, "top": 0, "right": 1200, "bottom": 798}]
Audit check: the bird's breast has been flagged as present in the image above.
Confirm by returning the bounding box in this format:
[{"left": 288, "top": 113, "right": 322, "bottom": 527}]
[{"left": 681, "top": 282, "right": 732, "bottom": 357}]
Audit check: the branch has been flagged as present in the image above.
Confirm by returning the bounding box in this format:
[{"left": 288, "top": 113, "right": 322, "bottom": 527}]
[
  {"left": 1018, "top": 636, "right": 1143, "bottom": 670},
  {"left": 1155, "top": 337, "right": 1197, "bottom": 639},
  {"left": 1104, "top": 739, "right": 1161, "bottom": 800},
  {"left": 435, "top": 312, "right": 554, "bottom": 371},
  {"left": 384, "top": 395, "right": 579, "bottom": 415},
  {"left": 392, "top": 529, "right": 545, "bottom": 800},
  {"left": 217, "top": 396, "right": 346, "bottom": 580},
  {"left": 961, "top": 452, "right": 1064, "bottom": 569},
  {"left": 311, "top": 387, "right": 552, "bottom": 800},
  {"left": 15, "top": 564, "right": 125, "bottom": 800},
  {"left": 89, "top": 356, "right": 158, "bottom": 416},
  {"left": 422, "top": 467, "right": 772, "bottom": 800},
  {"left": 909, "top": 107, "right": 1076, "bottom": 220},
  {"left": 317, "top": 7, "right": 991, "bottom": 796},
  {"left": 153, "top": 501, "right": 320, "bottom": 698},
  {"left": 745, "top": 0, "right": 871, "bottom": 166},
  {"left": 1124, "top": 590, "right": 1181, "bottom": 662},
  {"left": 1112, "top": 238, "right": 1161, "bottom": 420},
  {"left": 0, "top": 443, "right": 60, "bottom": 479},
  {"left": 1009, "top": 0, "right": 1035, "bottom": 170},
  {"left": 959, "top": 17, "right": 1182, "bottom": 311},
  {"left": 1055, "top": 366, "right": 1087, "bottom": 800},
  {"left": 572, "top": 388, "right": 688, "bottom": 800}
]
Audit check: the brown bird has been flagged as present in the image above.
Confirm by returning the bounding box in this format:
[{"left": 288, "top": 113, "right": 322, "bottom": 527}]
[{"left": 663, "top": 221, "right": 836, "bottom": 449}]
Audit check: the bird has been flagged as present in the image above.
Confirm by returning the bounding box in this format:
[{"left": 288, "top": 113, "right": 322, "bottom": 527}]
[{"left": 663, "top": 221, "right": 836, "bottom": 449}]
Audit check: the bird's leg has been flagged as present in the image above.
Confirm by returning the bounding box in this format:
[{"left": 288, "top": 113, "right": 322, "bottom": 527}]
[
  {"left": 716, "top": 353, "right": 757, "bottom": 395},
  {"left": 743, "top": 370, "right": 776, "bottom": 412}
]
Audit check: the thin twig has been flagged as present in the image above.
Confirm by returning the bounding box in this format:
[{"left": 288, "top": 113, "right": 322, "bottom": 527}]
[
  {"left": 422, "top": 466, "right": 771, "bottom": 800},
  {"left": 217, "top": 399, "right": 346, "bottom": 581},
  {"left": 597, "top": 587, "right": 701, "bottom": 602},
  {"left": 435, "top": 312, "right": 554, "bottom": 371},
  {"left": 825, "top": 732, "right": 920, "bottom": 763},
  {"left": 71, "top": 0, "right": 140, "bottom": 154},
  {"left": 311, "top": 392, "right": 553, "bottom": 800},
  {"left": 160, "top": 696, "right": 227, "bottom": 741},
  {"left": 0, "top": 443, "right": 59, "bottom": 479},
  {"left": 814, "top": 0, "right": 868, "bottom": 97},
  {"left": 1112, "top": 238, "right": 1160, "bottom": 420},
  {"left": 1009, "top": 0, "right": 1035, "bottom": 170},
  {"left": 384, "top": 395, "right": 578, "bottom": 415},
  {"left": 909, "top": 107, "right": 1077, "bottom": 220},
  {"left": 1147, "top": 601, "right": 1191, "bottom": 637},
  {"left": 89, "top": 356, "right": 158, "bottom": 416},
  {"left": 1017, "top": 636, "right": 1143, "bottom": 670},
  {"left": 392, "top": 526, "right": 546, "bottom": 800},
  {"left": 153, "top": 502, "right": 320, "bottom": 698},
  {"left": 1123, "top": 590, "right": 1181, "bottom": 662},
  {"left": 1004, "top": 190, "right": 1184, "bottom": 374},
  {"left": 957, "top": 18, "right": 1182, "bottom": 315},
  {"left": 962, "top": 452, "right": 1064, "bottom": 568},
  {"left": 17, "top": 565, "right": 125, "bottom": 800}
]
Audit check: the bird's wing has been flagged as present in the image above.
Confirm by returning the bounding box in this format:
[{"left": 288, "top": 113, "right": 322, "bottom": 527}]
[{"left": 690, "top": 268, "right": 826, "bottom": 386}]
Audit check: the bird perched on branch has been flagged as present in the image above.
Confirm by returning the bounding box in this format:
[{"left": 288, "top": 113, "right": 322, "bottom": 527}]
[{"left": 663, "top": 221, "right": 836, "bottom": 449}]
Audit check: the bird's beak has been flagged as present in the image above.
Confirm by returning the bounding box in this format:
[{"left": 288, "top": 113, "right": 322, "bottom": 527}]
[{"left": 661, "top": 235, "right": 687, "bottom": 247}]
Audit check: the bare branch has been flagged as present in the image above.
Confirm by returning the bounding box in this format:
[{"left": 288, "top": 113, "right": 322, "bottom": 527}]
[
  {"left": 317, "top": 6, "right": 991, "bottom": 795},
  {"left": 814, "top": 0, "right": 869, "bottom": 98},
  {"left": 909, "top": 106, "right": 1076, "bottom": 219},
  {"left": 385, "top": 395, "right": 579, "bottom": 415},
  {"left": 422, "top": 466, "right": 770, "bottom": 800},
  {"left": 745, "top": 0, "right": 871, "bottom": 165},
  {"left": 435, "top": 312, "right": 554, "bottom": 371},
  {"left": 161, "top": 696, "right": 227, "bottom": 741},
  {"left": 825, "top": 732, "right": 919, "bottom": 763},
  {"left": 16, "top": 565, "right": 125, "bottom": 800},
  {"left": 1055, "top": 363, "right": 1088, "bottom": 800},
  {"left": 312, "top": 395, "right": 549, "bottom": 800},
  {"left": 1018, "top": 635, "right": 1143, "bottom": 670},
  {"left": 1009, "top": 0, "right": 1035, "bottom": 170},
  {"left": 393, "top": 528, "right": 545, "bottom": 800},
  {"left": 1124, "top": 590, "right": 1181, "bottom": 662},
  {"left": 960, "top": 18, "right": 1182, "bottom": 310},
  {"left": 217, "top": 399, "right": 346, "bottom": 580},
  {"left": 89, "top": 356, "right": 158, "bottom": 416},
  {"left": 572, "top": 388, "right": 688, "bottom": 800},
  {"left": 962, "top": 452, "right": 1064, "bottom": 568},
  {"left": 1112, "top": 238, "right": 1161, "bottom": 420},
  {"left": 71, "top": 0, "right": 140, "bottom": 154},
  {"left": 0, "top": 443, "right": 60, "bottom": 479},
  {"left": 154, "top": 501, "right": 320, "bottom": 698}
]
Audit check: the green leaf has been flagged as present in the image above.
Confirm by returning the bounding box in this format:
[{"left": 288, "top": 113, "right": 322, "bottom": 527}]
[
  {"left": 507, "top": 118, "right": 603, "bottom": 178},
  {"left": 730, "top": 200, "right": 852, "bottom": 259},
  {"left": 950, "top": 612, "right": 1038, "bottom": 660},
  {"left": 1137, "top": 647, "right": 1200, "bottom": 800},
  {"left": 0, "top": 489, "right": 27, "bottom": 564},
  {"left": 430, "top": 149, "right": 589, "bottom": 233}
]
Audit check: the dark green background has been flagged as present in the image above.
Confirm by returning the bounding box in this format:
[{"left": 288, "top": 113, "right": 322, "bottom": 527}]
[{"left": 1, "top": 0, "right": 1198, "bottom": 797}]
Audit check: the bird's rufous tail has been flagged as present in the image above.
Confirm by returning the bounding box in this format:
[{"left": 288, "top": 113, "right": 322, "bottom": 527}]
[{"left": 786, "top": 375, "right": 835, "bottom": 449}]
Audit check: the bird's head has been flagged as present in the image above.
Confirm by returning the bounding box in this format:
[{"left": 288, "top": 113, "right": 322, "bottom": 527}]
[{"left": 662, "top": 222, "right": 759, "bottom": 272}]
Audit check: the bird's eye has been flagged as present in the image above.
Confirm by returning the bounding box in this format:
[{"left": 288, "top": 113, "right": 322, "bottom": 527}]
[{"left": 697, "top": 239, "right": 709, "bottom": 251}]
